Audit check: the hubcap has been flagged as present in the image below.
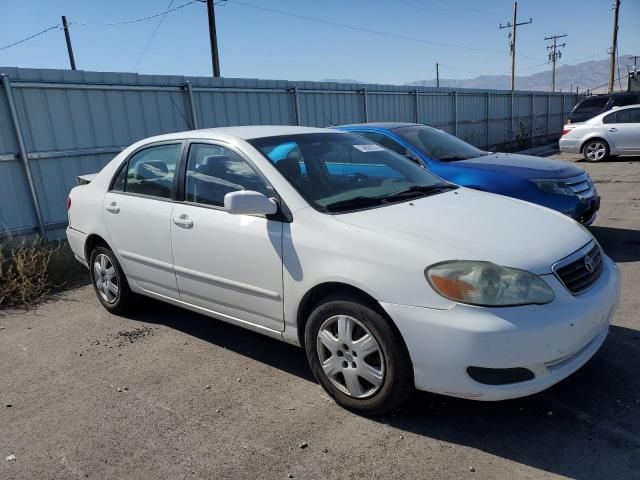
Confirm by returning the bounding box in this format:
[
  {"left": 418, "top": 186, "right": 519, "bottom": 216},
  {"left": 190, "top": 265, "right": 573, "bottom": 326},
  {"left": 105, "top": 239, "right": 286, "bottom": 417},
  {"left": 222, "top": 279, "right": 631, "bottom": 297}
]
[
  {"left": 316, "top": 315, "right": 385, "bottom": 399},
  {"left": 586, "top": 142, "right": 606, "bottom": 161},
  {"left": 93, "top": 254, "right": 119, "bottom": 304}
]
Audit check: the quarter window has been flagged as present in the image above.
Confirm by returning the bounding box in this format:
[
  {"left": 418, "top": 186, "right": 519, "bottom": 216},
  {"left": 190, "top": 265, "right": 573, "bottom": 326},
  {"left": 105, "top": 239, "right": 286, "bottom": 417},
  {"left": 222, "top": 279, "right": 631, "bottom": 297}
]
[
  {"left": 122, "top": 144, "right": 181, "bottom": 199},
  {"left": 185, "top": 143, "right": 270, "bottom": 207}
]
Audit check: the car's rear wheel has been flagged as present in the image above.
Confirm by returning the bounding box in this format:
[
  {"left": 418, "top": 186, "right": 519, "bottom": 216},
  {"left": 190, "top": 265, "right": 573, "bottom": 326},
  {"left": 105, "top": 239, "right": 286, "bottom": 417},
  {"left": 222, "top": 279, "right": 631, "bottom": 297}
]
[
  {"left": 583, "top": 139, "right": 609, "bottom": 162},
  {"left": 304, "top": 295, "right": 413, "bottom": 415},
  {"left": 89, "top": 246, "right": 133, "bottom": 314}
]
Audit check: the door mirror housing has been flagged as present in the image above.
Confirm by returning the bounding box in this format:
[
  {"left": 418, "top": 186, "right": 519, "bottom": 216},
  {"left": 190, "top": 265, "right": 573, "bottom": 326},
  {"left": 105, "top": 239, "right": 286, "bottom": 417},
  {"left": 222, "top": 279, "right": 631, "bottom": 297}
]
[{"left": 224, "top": 190, "right": 278, "bottom": 216}]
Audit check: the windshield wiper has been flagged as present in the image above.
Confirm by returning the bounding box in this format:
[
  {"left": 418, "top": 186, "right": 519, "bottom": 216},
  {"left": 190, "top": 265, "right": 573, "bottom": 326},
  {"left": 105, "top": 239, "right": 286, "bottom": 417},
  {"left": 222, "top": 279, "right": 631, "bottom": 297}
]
[
  {"left": 383, "top": 184, "right": 458, "bottom": 202},
  {"left": 325, "top": 195, "right": 386, "bottom": 212}
]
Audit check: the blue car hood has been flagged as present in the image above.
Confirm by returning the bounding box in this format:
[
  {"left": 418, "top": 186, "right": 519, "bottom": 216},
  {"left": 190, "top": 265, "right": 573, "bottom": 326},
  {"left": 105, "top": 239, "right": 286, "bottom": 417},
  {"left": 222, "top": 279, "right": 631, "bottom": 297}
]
[{"left": 455, "top": 153, "right": 583, "bottom": 180}]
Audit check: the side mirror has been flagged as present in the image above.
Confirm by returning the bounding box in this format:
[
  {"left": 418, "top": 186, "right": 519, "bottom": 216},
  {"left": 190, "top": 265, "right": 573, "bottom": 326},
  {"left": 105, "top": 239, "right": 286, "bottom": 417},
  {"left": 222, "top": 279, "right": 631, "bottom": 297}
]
[
  {"left": 224, "top": 190, "right": 278, "bottom": 216},
  {"left": 404, "top": 153, "right": 424, "bottom": 168}
]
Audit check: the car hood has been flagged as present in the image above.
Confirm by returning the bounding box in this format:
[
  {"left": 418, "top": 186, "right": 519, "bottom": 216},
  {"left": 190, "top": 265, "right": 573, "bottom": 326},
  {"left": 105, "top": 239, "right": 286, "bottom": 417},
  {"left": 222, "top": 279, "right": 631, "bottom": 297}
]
[
  {"left": 333, "top": 187, "right": 592, "bottom": 275},
  {"left": 455, "top": 152, "right": 584, "bottom": 180}
]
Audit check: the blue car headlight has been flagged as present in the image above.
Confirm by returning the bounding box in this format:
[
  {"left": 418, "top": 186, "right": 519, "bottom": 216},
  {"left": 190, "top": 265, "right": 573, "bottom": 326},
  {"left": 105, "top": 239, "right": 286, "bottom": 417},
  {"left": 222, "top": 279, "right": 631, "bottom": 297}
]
[{"left": 531, "top": 179, "right": 575, "bottom": 196}]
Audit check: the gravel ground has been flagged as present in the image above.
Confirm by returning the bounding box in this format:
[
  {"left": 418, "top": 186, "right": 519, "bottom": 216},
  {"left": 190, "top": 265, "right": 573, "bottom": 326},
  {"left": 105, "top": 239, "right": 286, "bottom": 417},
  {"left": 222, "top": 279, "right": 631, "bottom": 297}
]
[{"left": 1, "top": 152, "right": 640, "bottom": 480}]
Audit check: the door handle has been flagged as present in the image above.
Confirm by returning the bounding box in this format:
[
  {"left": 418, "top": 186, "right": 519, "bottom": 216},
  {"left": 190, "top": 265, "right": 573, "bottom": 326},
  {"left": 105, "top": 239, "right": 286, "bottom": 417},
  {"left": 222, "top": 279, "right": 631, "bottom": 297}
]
[
  {"left": 608, "top": 127, "right": 617, "bottom": 132},
  {"left": 173, "top": 214, "right": 193, "bottom": 229},
  {"left": 105, "top": 202, "right": 120, "bottom": 214}
]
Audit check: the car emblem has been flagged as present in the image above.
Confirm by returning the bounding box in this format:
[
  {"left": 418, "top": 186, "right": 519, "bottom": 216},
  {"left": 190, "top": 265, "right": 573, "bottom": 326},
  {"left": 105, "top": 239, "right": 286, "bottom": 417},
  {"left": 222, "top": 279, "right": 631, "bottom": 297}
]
[{"left": 584, "top": 254, "right": 595, "bottom": 273}]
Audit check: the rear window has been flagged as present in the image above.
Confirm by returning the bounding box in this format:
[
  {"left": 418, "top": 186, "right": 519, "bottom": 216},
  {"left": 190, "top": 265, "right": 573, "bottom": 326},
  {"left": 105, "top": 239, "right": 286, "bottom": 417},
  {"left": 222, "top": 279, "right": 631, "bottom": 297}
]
[{"left": 574, "top": 97, "right": 609, "bottom": 111}]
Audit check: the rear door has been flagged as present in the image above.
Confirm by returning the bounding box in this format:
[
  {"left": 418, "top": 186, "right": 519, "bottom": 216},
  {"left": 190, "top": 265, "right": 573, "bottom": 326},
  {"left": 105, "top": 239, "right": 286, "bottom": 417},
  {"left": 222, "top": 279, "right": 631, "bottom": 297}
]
[
  {"left": 170, "top": 141, "right": 285, "bottom": 332},
  {"left": 102, "top": 142, "right": 183, "bottom": 299},
  {"left": 603, "top": 108, "right": 640, "bottom": 152}
]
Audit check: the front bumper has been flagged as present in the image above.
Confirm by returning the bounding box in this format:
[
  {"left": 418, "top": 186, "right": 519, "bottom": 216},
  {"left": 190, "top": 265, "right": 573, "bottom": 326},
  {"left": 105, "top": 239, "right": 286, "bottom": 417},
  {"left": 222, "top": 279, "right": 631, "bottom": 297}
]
[{"left": 382, "top": 255, "right": 621, "bottom": 401}]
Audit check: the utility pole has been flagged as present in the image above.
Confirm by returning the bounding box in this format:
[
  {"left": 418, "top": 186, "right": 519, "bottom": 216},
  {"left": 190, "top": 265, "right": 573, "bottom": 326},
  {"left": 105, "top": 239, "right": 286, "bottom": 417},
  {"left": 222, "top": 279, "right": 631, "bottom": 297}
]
[
  {"left": 206, "top": 0, "right": 221, "bottom": 77},
  {"left": 61, "top": 16, "right": 76, "bottom": 70},
  {"left": 436, "top": 62, "right": 440, "bottom": 88},
  {"left": 608, "top": 0, "right": 620, "bottom": 93},
  {"left": 500, "top": 1, "right": 532, "bottom": 92},
  {"left": 545, "top": 34, "right": 566, "bottom": 92}
]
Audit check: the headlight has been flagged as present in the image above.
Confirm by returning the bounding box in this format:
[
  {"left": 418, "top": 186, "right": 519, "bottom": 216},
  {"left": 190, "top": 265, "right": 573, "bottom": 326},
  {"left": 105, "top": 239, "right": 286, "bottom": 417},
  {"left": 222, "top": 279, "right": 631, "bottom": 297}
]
[
  {"left": 425, "top": 261, "right": 555, "bottom": 307},
  {"left": 531, "top": 179, "right": 575, "bottom": 196}
]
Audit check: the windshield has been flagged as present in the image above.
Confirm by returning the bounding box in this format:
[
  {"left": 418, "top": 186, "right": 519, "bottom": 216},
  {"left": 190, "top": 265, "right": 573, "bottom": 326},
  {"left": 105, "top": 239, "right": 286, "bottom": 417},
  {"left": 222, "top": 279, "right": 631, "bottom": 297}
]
[
  {"left": 249, "top": 133, "right": 454, "bottom": 213},
  {"left": 393, "top": 125, "right": 485, "bottom": 161}
]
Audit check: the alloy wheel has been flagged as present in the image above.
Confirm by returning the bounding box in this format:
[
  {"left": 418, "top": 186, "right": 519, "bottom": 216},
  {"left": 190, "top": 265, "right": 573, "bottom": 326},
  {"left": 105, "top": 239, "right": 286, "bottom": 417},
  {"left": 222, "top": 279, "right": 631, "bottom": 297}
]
[
  {"left": 316, "top": 314, "right": 385, "bottom": 398},
  {"left": 93, "top": 253, "right": 119, "bottom": 304},
  {"left": 585, "top": 142, "right": 606, "bottom": 161}
]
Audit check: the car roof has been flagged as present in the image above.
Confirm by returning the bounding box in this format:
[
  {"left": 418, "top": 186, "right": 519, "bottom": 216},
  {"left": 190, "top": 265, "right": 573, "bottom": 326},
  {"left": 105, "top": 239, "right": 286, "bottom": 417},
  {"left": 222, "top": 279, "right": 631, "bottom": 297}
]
[
  {"left": 336, "top": 122, "right": 421, "bottom": 130},
  {"left": 136, "top": 125, "right": 337, "bottom": 144}
]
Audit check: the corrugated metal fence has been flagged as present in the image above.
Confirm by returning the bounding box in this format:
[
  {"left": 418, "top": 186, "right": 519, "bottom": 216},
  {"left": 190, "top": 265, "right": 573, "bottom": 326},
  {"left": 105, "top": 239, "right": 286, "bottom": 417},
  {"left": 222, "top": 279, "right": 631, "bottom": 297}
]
[{"left": 0, "top": 66, "right": 578, "bottom": 239}]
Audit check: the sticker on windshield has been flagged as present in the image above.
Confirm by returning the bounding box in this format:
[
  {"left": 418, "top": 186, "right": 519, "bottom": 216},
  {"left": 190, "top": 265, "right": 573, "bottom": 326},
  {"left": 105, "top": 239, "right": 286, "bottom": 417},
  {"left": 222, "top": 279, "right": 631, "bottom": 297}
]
[{"left": 353, "top": 144, "right": 385, "bottom": 152}]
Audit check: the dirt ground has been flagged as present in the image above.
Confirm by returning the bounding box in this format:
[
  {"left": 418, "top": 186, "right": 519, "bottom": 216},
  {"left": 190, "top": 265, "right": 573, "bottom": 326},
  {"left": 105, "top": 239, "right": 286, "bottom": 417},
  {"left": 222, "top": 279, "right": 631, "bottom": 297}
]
[{"left": 1, "top": 152, "right": 639, "bottom": 480}]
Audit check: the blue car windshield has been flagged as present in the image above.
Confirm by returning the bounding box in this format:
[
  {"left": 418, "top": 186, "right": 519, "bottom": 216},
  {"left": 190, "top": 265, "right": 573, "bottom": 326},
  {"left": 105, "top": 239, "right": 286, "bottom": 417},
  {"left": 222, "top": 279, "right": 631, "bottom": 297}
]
[
  {"left": 248, "top": 133, "right": 455, "bottom": 213},
  {"left": 395, "top": 125, "right": 486, "bottom": 161}
]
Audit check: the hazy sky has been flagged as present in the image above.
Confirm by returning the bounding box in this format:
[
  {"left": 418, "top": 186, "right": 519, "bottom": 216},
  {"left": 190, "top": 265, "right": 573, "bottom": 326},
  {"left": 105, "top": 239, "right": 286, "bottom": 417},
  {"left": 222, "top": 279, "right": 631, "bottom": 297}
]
[{"left": 1, "top": 0, "right": 638, "bottom": 85}]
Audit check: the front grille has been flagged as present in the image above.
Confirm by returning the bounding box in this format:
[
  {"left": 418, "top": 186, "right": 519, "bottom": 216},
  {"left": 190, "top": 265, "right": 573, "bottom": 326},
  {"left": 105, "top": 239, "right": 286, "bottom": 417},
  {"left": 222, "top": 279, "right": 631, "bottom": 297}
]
[
  {"left": 565, "top": 173, "right": 595, "bottom": 200},
  {"left": 555, "top": 244, "right": 603, "bottom": 294}
]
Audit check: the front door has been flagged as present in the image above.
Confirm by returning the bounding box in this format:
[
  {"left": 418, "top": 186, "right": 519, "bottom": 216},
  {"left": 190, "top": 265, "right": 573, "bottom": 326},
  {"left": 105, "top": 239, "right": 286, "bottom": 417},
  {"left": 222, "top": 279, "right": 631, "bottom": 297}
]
[
  {"left": 102, "top": 142, "right": 183, "bottom": 299},
  {"left": 170, "top": 142, "right": 285, "bottom": 332}
]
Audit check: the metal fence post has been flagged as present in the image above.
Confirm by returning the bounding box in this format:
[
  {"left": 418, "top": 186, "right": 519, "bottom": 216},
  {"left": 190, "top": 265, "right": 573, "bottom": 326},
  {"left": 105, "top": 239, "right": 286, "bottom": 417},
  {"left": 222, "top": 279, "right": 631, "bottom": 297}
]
[
  {"left": 561, "top": 94, "right": 565, "bottom": 132},
  {"left": 362, "top": 88, "right": 368, "bottom": 122},
  {"left": 184, "top": 81, "right": 199, "bottom": 130},
  {"left": 414, "top": 89, "right": 420, "bottom": 123},
  {"left": 453, "top": 91, "right": 458, "bottom": 136},
  {"left": 510, "top": 91, "right": 514, "bottom": 146},
  {"left": 1, "top": 74, "right": 47, "bottom": 239},
  {"left": 546, "top": 93, "right": 551, "bottom": 140},
  {"left": 291, "top": 84, "right": 300, "bottom": 126},
  {"left": 486, "top": 92, "right": 490, "bottom": 149},
  {"left": 530, "top": 92, "right": 535, "bottom": 143}
]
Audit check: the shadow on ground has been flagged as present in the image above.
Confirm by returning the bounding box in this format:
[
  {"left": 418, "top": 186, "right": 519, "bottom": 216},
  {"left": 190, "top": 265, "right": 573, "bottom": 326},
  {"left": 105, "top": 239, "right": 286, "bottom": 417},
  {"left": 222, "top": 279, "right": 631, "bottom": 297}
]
[
  {"left": 124, "top": 295, "right": 640, "bottom": 479},
  {"left": 577, "top": 155, "right": 640, "bottom": 163},
  {"left": 592, "top": 225, "right": 640, "bottom": 263}
]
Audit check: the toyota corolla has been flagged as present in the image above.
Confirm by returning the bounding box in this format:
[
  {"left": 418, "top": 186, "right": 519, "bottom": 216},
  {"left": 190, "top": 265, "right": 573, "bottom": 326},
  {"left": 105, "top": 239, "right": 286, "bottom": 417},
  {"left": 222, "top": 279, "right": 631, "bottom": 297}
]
[{"left": 66, "top": 126, "right": 620, "bottom": 414}]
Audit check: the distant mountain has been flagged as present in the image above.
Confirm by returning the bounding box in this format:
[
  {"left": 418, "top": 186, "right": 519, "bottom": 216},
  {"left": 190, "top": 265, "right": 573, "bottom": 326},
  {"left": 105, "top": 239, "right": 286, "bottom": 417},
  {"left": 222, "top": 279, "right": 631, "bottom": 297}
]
[
  {"left": 406, "top": 55, "right": 636, "bottom": 93},
  {"left": 321, "top": 78, "right": 365, "bottom": 84}
]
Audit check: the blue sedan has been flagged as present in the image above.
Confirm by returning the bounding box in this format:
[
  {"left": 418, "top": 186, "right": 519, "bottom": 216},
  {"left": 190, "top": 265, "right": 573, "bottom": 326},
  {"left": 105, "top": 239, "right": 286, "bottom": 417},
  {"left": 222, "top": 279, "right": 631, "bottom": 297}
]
[{"left": 335, "top": 123, "right": 600, "bottom": 225}]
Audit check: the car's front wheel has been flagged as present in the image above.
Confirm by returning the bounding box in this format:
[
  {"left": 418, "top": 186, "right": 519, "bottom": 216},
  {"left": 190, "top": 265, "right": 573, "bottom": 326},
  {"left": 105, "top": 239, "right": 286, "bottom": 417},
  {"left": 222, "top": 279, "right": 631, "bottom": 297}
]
[
  {"left": 89, "top": 246, "right": 133, "bottom": 315},
  {"left": 304, "top": 295, "right": 413, "bottom": 415},
  {"left": 583, "top": 139, "right": 609, "bottom": 162}
]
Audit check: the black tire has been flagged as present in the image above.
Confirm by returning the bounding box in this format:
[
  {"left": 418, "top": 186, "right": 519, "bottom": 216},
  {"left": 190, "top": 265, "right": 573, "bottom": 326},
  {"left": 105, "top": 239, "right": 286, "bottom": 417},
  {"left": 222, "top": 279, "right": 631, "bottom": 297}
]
[
  {"left": 304, "top": 295, "right": 413, "bottom": 415},
  {"left": 89, "top": 245, "right": 134, "bottom": 315},
  {"left": 582, "top": 139, "right": 609, "bottom": 162}
]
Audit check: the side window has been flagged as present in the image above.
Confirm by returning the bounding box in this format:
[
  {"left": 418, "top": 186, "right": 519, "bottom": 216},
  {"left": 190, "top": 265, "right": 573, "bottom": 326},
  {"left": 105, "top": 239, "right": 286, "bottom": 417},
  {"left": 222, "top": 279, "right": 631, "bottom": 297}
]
[
  {"left": 612, "top": 95, "right": 638, "bottom": 107},
  {"left": 124, "top": 144, "right": 181, "bottom": 199},
  {"left": 185, "top": 143, "right": 270, "bottom": 207},
  {"left": 603, "top": 112, "right": 617, "bottom": 124},
  {"left": 356, "top": 131, "right": 408, "bottom": 156},
  {"left": 615, "top": 108, "right": 640, "bottom": 123}
]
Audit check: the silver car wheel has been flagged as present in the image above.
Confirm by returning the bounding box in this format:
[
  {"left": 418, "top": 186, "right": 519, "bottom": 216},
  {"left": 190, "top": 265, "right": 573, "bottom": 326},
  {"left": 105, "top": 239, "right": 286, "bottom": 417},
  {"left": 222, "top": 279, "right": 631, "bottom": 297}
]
[
  {"left": 316, "top": 314, "right": 385, "bottom": 399},
  {"left": 93, "top": 253, "right": 119, "bottom": 304},
  {"left": 585, "top": 142, "right": 606, "bottom": 161}
]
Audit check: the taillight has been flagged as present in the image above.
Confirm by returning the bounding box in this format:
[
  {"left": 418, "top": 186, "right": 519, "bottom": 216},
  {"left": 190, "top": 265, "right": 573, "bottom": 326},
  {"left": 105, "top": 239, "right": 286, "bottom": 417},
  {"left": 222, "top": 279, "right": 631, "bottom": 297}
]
[
  {"left": 66, "top": 196, "right": 71, "bottom": 210},
  {"left": 561, "top": 128, "right": 571, "bottom": 136}
]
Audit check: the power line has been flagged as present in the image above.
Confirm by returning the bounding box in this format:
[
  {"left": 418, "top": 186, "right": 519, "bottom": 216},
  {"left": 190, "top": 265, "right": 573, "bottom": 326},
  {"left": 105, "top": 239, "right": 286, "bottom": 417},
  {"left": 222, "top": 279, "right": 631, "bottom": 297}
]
[
  {"left": 226, "top": 0, "right": 516, "bottom": 56},
  {"left": 0, "top": 25, "right": 59, "bottom": 52},
  {"left": 70, "top": 0, "right": 200, "bottom": 27},
  {"left": 133, "top": 0, "right": 175, "bottom": 70}
]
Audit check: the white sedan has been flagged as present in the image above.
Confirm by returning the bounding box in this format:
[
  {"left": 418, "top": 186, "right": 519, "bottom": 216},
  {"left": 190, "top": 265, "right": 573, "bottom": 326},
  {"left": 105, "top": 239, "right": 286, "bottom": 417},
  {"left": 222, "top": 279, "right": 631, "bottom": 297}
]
[
  {"left": 560, "top": 104, "right": 640, "bottom": 161},
  {"left": 67, "top": 126, "right": 620, "bottom": 414}
]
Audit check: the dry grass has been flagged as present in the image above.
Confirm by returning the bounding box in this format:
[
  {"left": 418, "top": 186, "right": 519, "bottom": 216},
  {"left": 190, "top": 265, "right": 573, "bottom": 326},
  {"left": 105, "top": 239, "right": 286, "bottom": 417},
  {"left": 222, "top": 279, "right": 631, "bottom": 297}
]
[{"left": 0, "top": 236, "right": 89, "bottom": 309}]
